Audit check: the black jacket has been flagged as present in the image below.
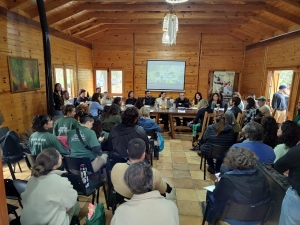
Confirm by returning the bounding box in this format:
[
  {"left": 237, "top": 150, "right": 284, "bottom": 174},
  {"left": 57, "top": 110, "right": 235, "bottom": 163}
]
[
  {"left": 125, "top": 98, "right": 137, "bottom": 105},
  {"left": 107, "top": 123, "right": 149, "bottom": 157},
  {"left": 175, "top": 97, "right": 190, "bottom": 108},
  {"left": 230, "top": 106, "right": 242, "bottom": 118},
  {"left": 193, "top": 107, "right": 214, "bottom": 126},
  {"left": 144, "top": 97, "right": 155, "bottom": 106}
]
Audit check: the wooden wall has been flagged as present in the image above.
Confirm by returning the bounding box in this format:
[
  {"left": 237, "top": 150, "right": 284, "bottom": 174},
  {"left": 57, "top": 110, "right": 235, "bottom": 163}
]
[
  {"left": 92, "top": 33, "right": 246, "bottom": 100},
  {"left": 0, "top": 17, "right": 93, "bottom": 134}
]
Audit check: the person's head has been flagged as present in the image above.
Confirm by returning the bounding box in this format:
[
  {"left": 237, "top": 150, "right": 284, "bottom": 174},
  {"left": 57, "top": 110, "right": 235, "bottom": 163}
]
[
  {"left": 77, "top": 111, "right": 94, "bottom": 129},
  {"left": 145, "top": 91, "right": 151, "bottom": 98},
  {"left": 127, "top": 138, "right": 146, "bottom": 161},
  {"left": 96, "top": 87, "right": 101, "bottom": 94},
  {"left": 113, "top": 97, "right": 122, "bottom": 106},
  {"left": 32, "top": 114, "right": 53, "bottom": 132},
  {"left": 243, "top": 121, "right": 263, "bottom": 141},
  {"left": 122, "top": 107, "right": 139, "bottom": 126},
  {"left": 215, "top": 114, "right": 226, "bottom": 136},
  {"left": 135, "top": 97, "right": 145, "bottom": 109},
  {"left": 224, "top": 146, "right": 258, "bottom": 170},
  {"left": 62, "top": 105, "right": 76, "bottom": 117},
  {"left": 54, "top": 83, "right": 62, "bottom": 93},
  {"left": 78, "top": 89, "right": 86, "bottom": 97},
  {"left": 248, "top": 94, "right": 256, "bottom": 99},
  {"left": 231, "top": 96, "right": 241, "bottom": 107},
  {"left": 75, "top": 104, "right": 89, "bottom": 114},
  {"left": 224, "top": 110, "right": 236, "bottom": 125},
  {"left": 62, "top": 90, "right": 69, "bottom": 100},
  {"left": 277, "top": 120, "right": 300, "bottom": 148},
  {"left": 91, "top": 93, "right": 101, "bottom": 103},
  {"left": 211, "top": 93, "right": 220, "bottom": 102},
  {"left": 105, "top": 103, "right": 121, "bottom": 118},
  {"left": 103, "top": 91, "right": 109, "bottom": 98},
  {"left": 32, "top": 148, "right": 62, "bottom": 178},
  {"left": 261, "top": 116, "right": 277, "bottom": 131},
  {"left": 91, "top": 118, "right": 103, "bottom": 138},
  {"left": 198, "top": 99, "right": 209, "bottom": 109},
  {"left": 124, "top": 161, "right": 153, "bottom": 194},
  {"left": 128, "top": 91, "right": 134, "bottom": 98},
  {"left": 139, "top": 106, "right": 151, "bottom": 118},
  {"left": 179, "top": 92, "right": 185, "bottom": 101},
  {"left": 232, "top": 92, "right": 241, "bottom": 98},
  {"left": 246, "top": 97, "right": 256, "bottom": 109},
  {"left": 160, "top": 92, "right": 166, "bottom": 99},
  {"left": 279, "top": 84, "right": 287, "bottom": 93},
  {"left": 256, "top": 96, "right": 266, "bottom": 107},
  {"left": 194, "top": 92, "right": 202, "bottom": 103}
]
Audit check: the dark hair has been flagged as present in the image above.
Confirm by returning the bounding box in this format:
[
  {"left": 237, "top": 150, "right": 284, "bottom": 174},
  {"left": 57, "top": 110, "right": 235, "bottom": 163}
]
[
  {"left": 78, "top": 89, "right": 86, "bottom": 95},
  {"left": 246, "top": 97, "right": 256, "bottom": 110},
  {"left": 278, "top": 120, "right": 300, "bottom": 148},
  {"left": 77, "top": 111, "right": 94, "bottom": 124},
  {"left": 261, "top": 116, "right": 278, "bottom": 148},
  {"left": 135, "top": 97, "right": 144, "bottom": 109},
  {"left": 62, "top": 105, "right": 75, "bottom": 116},
  {"left": 122, "top": 107, "right": 139, "bottom": 126},
  {"left": 91, "top": 93, "right": 101, "bottom": 103},
  {"left": 231, "top": 96, "right": 241, "bottom": 107},
  {"left": 128, "top": 90, "right": 134, "bottom": 97},
  {"left": 54, "top": 83, "right": 62, "bottom": 93},
  {"left": 224, "top": 146, "right": 258, "bottom": 170},
  {"left": 211, "top": 93, "right": 220, "bottom": 102},
  {"left": 159, "top": 91, "right": 166, "bottom": 97},
  {"left": 105, "top": 104, "right": 121, "bottom": 119},
  {"left": 145, "top": 90, "right": 150, "bottom": 94},
  {"left": 91, "top": 118, "right": 103, "bottom": 138},
  {"left": 128, "top": 138, "right": 146, "bottom": 159},
  {"left": 113, "top": 97, "right": 122, "bottom": 105},
  {"left": 215, "top": 115, "right": 226, "bottom": 136},
  {"left": 62, "top": 90, "right": 68, "bottom": 96},
  {"left": 32, "top": 148, "right": 60, "bottom": 178},
  {"left": 32, "top": 114, "right": 51, "bottom": 132},
  {"left": 193, "top": 92, "right": 202, "bottom": 105}
]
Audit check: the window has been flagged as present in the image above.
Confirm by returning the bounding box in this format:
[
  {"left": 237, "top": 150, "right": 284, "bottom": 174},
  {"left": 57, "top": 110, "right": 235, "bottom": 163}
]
[
  {"left": 95, "top": 69, "right": 123, "bottom": 96},
  {"left": 53, "top": 66, "right": 75, "bottom": 98}
]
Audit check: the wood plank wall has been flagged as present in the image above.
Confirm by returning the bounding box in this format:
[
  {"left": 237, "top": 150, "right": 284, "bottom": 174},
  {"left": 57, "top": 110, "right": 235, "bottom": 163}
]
[
  {"left": 0, "top": 17, "right": 93, "bottom": 135},
  {"left": 92, "top": 33, "right": 246, "bottom": 100}
]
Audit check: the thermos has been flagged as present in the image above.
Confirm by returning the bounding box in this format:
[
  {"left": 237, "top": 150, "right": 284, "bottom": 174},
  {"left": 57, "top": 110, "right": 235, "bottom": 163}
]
[{"left": 80, "top": 164, "right": 89, "bottom": 188}]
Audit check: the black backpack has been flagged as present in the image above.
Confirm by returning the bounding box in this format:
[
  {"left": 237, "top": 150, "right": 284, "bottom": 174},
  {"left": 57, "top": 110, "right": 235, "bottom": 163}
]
[{"left": 0, "top": 131, "right": 23, "bottom": 157}]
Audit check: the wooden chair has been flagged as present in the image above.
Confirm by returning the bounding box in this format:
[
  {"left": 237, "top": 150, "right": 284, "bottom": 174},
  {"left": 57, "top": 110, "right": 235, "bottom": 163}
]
[{"left": 236, "top": 111, "right": 246, "bottom": 128}]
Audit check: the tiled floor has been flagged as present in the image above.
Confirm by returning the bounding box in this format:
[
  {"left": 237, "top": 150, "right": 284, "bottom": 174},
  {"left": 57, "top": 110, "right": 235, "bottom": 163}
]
[{"left": 3, "top": 132, "right": 213, "bottom": 225}]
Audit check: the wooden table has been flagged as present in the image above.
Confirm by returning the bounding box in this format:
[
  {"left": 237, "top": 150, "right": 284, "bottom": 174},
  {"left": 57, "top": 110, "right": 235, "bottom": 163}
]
[{"left": 150, "top": 107, "right": 198, "bottom": 139}]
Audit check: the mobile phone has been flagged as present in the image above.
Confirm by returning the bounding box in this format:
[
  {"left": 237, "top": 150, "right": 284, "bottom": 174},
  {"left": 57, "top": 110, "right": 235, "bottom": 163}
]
[{"left": 100, "top": 133, "right": 105, "bottom": 138}]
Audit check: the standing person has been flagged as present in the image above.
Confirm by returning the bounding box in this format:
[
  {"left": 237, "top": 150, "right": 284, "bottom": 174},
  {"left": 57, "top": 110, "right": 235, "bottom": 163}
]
[
  {"left": 275, "top": 145, "right": 300, "bottom": 225},
  {"left": 126, "top": 91, "right": 137, "bottom": 105},
  {"left": 272, "top": 85, "right": 287, "bottom": 124},
  {"left": 21, "top": 148, "right": 79, "bottom": 225},
  {"left": 89, "top": 93, "right": 104, "bottom": 117},
  {"left": 76, "top": 89, "right": 88, "bottom": 105},
  {"left": 62, "top": 90, "right": 71, "bottom": 106},
  {"left": 53, "top": 105, "right": 79, "bottom": 136},
  {"left": 175, "top": 92, "right": 191, "bottom": 126},
  {"left": 209, "top": 93, "right": 224, "bottom": 109},
  {"left": 53, "top": 83, "right": 64, "bottom": 116},
  {"left": 144, "top": 91, "right": 155, "bottom": 106},
  {"left": 192, "top": 92, "right": 202, "bottom": 108},
  {"left": 243, "top": 97, "right": 257, "bottom": 127}
]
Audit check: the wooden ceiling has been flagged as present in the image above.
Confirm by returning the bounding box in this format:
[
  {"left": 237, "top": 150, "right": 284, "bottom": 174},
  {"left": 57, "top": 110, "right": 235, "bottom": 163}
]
[{"left": 5, "top": 0, "right": 300, "bottom": 43}]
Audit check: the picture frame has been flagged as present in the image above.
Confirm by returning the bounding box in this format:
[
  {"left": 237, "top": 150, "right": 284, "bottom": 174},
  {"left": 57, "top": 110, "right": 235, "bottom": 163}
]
[{"left": 8, "top": 57, "right": 40, "bottom": 93}]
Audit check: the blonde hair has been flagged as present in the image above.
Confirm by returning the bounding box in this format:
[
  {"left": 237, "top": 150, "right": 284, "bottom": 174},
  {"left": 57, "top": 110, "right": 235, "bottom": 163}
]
[
  {"left": 139, "top": 107, "right": 150, "bottom": 117},
  {"left": 198, "top": 99, "right": 209, "bottom": 109}
]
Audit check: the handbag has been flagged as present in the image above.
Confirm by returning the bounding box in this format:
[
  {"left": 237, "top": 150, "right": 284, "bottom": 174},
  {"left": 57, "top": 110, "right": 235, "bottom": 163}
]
[
  {"left": 86, "top": 203, "right": 106, "bottom": 225},
  {"left": 76, "top": 128, "right": 92, "bottom": 151}
]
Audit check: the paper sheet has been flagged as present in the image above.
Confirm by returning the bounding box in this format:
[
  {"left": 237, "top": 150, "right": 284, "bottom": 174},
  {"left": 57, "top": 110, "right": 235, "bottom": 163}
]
[{"left": 203, "top": 185, "right": 215, "bottom": 192}]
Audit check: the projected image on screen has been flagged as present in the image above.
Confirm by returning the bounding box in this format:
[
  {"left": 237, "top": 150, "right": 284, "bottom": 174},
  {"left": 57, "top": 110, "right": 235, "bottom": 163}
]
[{"left": 146, "top": 60, "right": 186, "bottom": 91}]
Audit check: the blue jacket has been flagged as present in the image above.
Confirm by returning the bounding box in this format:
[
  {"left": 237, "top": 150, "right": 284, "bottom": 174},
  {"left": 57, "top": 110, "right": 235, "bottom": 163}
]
[
  {"left": 89, "top": 101, "right": 104, "bottom": 117},
  {"left": 272, "top": 92, "right": 287, "bottom": 110},
  {"left": 138, "top": 117, "right": 161, "bottom": 132}
]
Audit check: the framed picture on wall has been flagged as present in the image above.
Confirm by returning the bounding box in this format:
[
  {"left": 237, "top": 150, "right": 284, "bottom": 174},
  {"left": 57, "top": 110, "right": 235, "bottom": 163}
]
[{"left": 8, "top": 57, "right": 40, "bottom": 93}]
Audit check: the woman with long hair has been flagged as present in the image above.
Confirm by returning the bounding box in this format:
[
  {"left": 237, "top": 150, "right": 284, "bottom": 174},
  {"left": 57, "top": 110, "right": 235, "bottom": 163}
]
[
  {"left": 103, "top": 103, "right": 122, "bottom": 131},
  {"left": 53, "top": 105, "right": 79, "bottom": 136},
  {"left": 29, "top": 115, "right": 69, "bottom": 155},
  {"left": 53, "top": 83, "right": 64, "bottom": 116},
  {"left": 232, "top": 92, "right": 244, "bottom": 110},
  {"left": 113, "top": 97, "right": 122, "bottom": 106},
  {"left": 89, "top": 93, "right": 104, "bottom": 117},
  {"left": 261, "top": 116, "right": 278, "bottom": 148},
  {"left": 135, "top": 97, "right": 145, "bottom": 109},
  {"left": 125, "top": 90, "right": 137, "bottom": 105},
  {"left": 274, "top": 120, "right": 300, "bottom": 162},
  {"left": 209, "top": 92, "right": 224, "bottom": 109},
  {"left": 192, "top": 92, "right": 203, "bottom": 107},
  {"left": 243, "top": 97, "right": 257, "bottom": 127},
  {"left": 21, "top": 148, "right": 79, "bottom": 225}
]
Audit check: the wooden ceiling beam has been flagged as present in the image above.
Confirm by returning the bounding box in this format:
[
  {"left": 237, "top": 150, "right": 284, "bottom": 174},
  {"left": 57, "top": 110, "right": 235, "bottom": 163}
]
[
  {"left": 251, "top": 16, "right": 289, "bottom": 32},
  {"left": 237, "top": 26, "right": 263, "bottom": 39},
  {"left": 229, "top": 29, "right": 254, "bottom": 42},
  {"left": 239, "top": 24, "right": 274, "bottom": 37},
  {"left": 264, "top": 5, "right": 300, "bottom": 25},
  {"left": 8, "top": 0, "right": 28, "bottom": 10},
  {"left": 281, "top": 0, "right": 300, "bottom": 8}
]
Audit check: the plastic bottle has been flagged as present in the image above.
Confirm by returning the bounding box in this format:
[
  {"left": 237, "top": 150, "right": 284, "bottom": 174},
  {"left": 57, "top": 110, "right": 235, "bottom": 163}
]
[{"left": 80, "top": 164, "right": 89, "bottom": 188}]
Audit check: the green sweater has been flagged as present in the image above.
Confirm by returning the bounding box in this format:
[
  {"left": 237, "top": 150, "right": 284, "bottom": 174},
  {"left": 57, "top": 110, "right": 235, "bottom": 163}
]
[
  {"left": 29, "top": 131, "right": 69, "bottom": 155},
  {"left": 53, "top": 117, "right": 79, "bottom": 136},
  {"left": 103, "top": 115, "right": 122, "bottom": 131}
]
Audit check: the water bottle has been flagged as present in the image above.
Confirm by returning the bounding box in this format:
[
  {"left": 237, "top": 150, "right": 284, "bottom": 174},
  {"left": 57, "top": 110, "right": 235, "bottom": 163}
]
[{"left": 80, "top": 164, "right": 89, "bottom": 188}]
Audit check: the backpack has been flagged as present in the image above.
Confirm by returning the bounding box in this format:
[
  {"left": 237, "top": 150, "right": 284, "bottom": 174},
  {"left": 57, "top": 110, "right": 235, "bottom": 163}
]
[
  {"left": 0, "top": 131, "right": 23, "bottom": 157},
  {"left": 156, "top": 132, "right": 165, "bottom": 152}
]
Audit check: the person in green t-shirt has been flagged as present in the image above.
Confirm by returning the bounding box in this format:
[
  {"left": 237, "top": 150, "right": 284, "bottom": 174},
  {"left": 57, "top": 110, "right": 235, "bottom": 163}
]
[
  {"left": 53, "top": 105, "right": 79, "bottom": 136},
  {"left": 68, "top": 112, "right": 108, "bottom": 173},
  {"left": 29, "top": 114, "right": 69, "bottom": 156}
]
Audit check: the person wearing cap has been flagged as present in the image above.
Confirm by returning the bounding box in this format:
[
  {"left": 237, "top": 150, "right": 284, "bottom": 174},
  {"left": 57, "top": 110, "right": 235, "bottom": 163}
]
[
  {"left": 272, "top": 85, "right": 287, "bottom": 124},
  {"left": 256, "top": 96, "right": 271, "bottom": 117}
]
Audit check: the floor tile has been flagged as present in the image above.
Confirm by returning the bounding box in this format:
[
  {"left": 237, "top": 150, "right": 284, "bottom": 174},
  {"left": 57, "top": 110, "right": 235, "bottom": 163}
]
[
  {"left": 190, "top": 171, "right": 204, "bottom": 180},
  {"left": 177, "top": 200, "right": 202, "bottom": 216},
  {"left": 173, "top": 163, "right": 189, "bottom": 171},
  {"left": 155, "top": 162, "right": 173, "bottom": 170},
  {"left": 163, "top": 177, "right": 175, "bottom": 187},
  {"left": 173, "top": 170, "right": 191, "bottom": 179},
  {"left": 159, "top": 169, "right": 174, "bottom": 178},
  {"left": 196, "top": 189, "right": 207, "bottom": 202},
  {"left": 171, "top": 157, "right": 187, "bottom": 163},
  {"left": 171, "top": 152, "right": 186, "bottom": 157},
  {"left": 173, "top": 178, "right": 194, "bottom": 189},
  {"left": 189, "top": 164, "right": 200, "bottom": 171},
  {"left": 176, "top": 188, "right": 198, "bottom": 201},
  {"left": 179, "top": 215, "right": 203, "bottom": 225}
]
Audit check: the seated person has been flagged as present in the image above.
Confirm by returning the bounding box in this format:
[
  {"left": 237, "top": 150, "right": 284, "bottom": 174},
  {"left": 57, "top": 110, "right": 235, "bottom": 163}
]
[
  {"left": 125, "top": 91, "right": 137, "bottom": 105},
  {"left": 155, "top": 91, "right": 169, "bottom": 130},
  {"left": 21, "top": 148, "right": 79, "bottom": 225},
  {"left": 76, "top": 89, "right": 88, "bottom": 105},
  {"left": 138, "top": 107, "right": 161, "bottom": 132},
  {"left": 225, "top": 110, "right": 240, "bottom": 134},
  {"left": 232, "top": 121, "right": 275, "bottom": 163},
  {"left": 243, "top": 97, "right": 257, "bottom": 127},
  {"left": 275, "top": 145, "right": 300, "bottom": 224},
  {"left": 144, "top": 90, "right": 155, "bottom": 106},
  {"left": 204, "top": 146, "right": 270, "bottom": 225},
  {"left": 107, "top": 107, "right": 149, "bottom": 157},
  {"left": 91, "top": 118, "right": 109, "bottom": 141},
  {"left": 192, "top": 92, "right": 202, "bottom": 108},
  {"left": 209, "top": 92, "right": 224, "bottom": 109},
  {"left": 188, "top": 99, "right": 213, "bottom": 132},
  {"left": 111, "top": 161, "right": 179, "bottom": 225},
  {"left": 293, "top": 102, "right": 300, "bottom": 125},
  {"left": 89, "top": 93, "right": 103, "bottom": 117},
  {"left": 175, "top": 92, "right": 191, "bottom": 126},
  {"left": 62, "top": 90, "right": 72, "bottom": 106},
  {"left": 229, "top": 96, "right": 242, "bottom": 118},
  {"left": 29, "top": 115, "right": 69, "bottom": 155},
  {"left": 256, "top": 96, "right": 271, "bottom": 117},
  {"left": 261, "top": 116, "right": 278, "bottom": 148},
  {"left": 111, "top": 138, "right": 171, "bottom": 199},
  {"left": 113, "top": 97, "right": 122, "bottom": 106},
  {"left": 101, "top": 91, "right": 113, "bottom": 105},
  {"left": 274, "top": 120, "right": 299, "bottom": 162},
  {"left": 53, "top": 105, "right": 79, "bottom": 136},
  {"left": 232, "top": 92, "right": 244, "bottom": 110},
  {"left": 199, "top": 114, "right": 236, "bottom": 174},
  {"left": 68, "top": 112, "right": 108, "bottom": 173},
  {"left": 95, "top": 87, "right": 102, "bottom": 98},
  {"left": 135, "top": 97, "right": 145, "bottom": 109},
  {"left": 102, "top": 104, "right": 122, "bottom": 131}
]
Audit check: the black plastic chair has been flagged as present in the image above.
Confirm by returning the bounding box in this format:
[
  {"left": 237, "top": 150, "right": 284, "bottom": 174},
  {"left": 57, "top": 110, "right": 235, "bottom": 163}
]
[
  {"left": 147, "top": 130, "right": 159, "bottom": 160},
  {"left": 4, "top": 179, "right": 27, "bottom": 208},
  {"left": 24, "top": 153, "right": 37, "bottom": 170}
]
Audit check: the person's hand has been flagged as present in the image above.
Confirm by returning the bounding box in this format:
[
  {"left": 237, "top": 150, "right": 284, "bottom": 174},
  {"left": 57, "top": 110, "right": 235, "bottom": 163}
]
[
  {"left": 216, "top": 104, "right": 220, "bottom": 107},
  {"left": 98, "top": 137, "right": 104, "bottom": 142}
]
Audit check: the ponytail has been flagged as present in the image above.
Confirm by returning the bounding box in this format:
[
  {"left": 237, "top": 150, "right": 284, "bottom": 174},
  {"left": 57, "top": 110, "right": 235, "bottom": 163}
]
[
  {"left": 62, "top": 105, "right": 75, "bottom": 116},
  {"left": 215, "top": 115, "right": 225, "bottom": 136}
]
